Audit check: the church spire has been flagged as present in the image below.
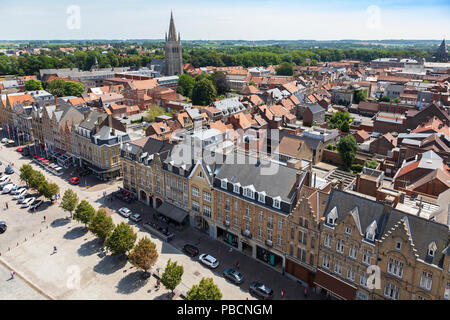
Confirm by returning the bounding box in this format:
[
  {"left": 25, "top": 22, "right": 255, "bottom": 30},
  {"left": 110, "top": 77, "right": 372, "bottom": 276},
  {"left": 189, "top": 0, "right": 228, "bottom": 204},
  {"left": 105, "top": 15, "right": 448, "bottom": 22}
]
[
  {"left": 436, "top": 38, "right": 448, "bottom": 62},
  {"left": 168, "top": 11, "right": 177, "bottom": 41}
]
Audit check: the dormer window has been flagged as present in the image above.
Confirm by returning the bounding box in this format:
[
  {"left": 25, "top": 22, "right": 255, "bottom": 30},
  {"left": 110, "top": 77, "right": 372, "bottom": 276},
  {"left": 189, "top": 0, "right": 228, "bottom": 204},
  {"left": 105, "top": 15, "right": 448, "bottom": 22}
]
[
  {"left": 233, "top": 183, "right": 240, "bottom": 194},
  {"left": 258, "top": 192, "right": 266, "bottom": 203},
  {"left": 168, "top": 164, "right": 172, "bottom": 172},
  {"left": 365, "top": 220, "right": 377, "bottom": 242},
  {"left": 221, "top": 179, "right": 228, "bottom": 189},
  {"left": 326, "top": 207, "right": 338, "bottom": 226},
  {"left": 428, "top": 242, "right": 437, "bottom": 257},
  {"left": 273, "top": 197, "right": 281, "bottom": 209}
]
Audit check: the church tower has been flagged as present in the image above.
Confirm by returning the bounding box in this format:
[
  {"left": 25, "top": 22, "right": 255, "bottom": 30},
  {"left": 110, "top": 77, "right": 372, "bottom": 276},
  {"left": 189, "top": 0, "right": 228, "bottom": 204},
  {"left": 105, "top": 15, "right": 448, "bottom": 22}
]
[
  {"left": 436, "top": 39, "right": 448, "bottom": 63},
  {"left": 164, "top": 12, "right": 183, "bottom": 76}
]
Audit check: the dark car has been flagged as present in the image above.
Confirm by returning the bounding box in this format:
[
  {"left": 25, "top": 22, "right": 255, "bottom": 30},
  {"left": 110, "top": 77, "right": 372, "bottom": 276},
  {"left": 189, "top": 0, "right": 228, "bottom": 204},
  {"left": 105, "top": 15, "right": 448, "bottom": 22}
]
[
  {"left": 249, "top": 282, "right": 273, "bottom": 300},
  {"left": 30, "top": 199, "right": 44, "bottom": 210},
  {"left": 0, "top": 221, "right": 6, "bottom": 234},
  {"left": 223, "top": 268, "right": 245, "bottom": 285},
  {"left": 5, "top": 166, "right": 14, "bottom": 175},
  {"left": 182, "top": 244, "right": 199, "bottom": 257}
]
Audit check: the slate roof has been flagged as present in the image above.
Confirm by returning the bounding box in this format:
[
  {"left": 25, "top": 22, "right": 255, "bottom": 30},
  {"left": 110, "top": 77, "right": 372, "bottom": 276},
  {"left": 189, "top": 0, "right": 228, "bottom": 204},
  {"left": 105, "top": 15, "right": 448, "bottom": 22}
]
[
  {"left": 307, "top": 104, "right": 325, "bottom": 114},
  {"left": 324, "top": 190, "right": 449, "bottom": 267}
]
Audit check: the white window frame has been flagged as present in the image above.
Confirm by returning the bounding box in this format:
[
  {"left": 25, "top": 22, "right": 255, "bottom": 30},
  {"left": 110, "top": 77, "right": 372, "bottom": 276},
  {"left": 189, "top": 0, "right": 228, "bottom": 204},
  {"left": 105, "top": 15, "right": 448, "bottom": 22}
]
[
  {"left": 221, "top": 179, "right": 227, "bottom": 189},
  {"left": 384, "top": 282, "right": 400, "bottom": 300},
  {"left": 420, "top": 271, "right": 433, "bottom": 291},
  {"left": 203, "top": 191, "right": 211, "bottom": 203},
  {"left": 191, "top": 186, "right": 199, "bottom": 198},
  {"left": 387, "top": 258, "right": 404, "bottom": 278}
]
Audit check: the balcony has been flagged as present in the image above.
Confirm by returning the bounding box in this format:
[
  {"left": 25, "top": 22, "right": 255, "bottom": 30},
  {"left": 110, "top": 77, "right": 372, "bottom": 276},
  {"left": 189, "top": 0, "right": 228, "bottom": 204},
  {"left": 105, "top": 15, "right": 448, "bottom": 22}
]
[{"left": 241, "top": 229, "right": 252, "bottom": 239}]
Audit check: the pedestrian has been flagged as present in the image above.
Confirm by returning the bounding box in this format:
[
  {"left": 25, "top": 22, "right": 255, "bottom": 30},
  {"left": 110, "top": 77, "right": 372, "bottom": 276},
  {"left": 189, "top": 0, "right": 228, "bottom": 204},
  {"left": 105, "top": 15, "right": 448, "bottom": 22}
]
[
  {"left": 228, "top": 247, "right": 233, "bottom": 253},
  {"left": 304, "top": 287, "right": 308, "bottom": 298},
  {"left": 43, "top": 216, "right": 46, "bottom": 222},
  {"left": 235, "top": 260, "right": 240, "bottom": 269},
  {"left": 281, "top": 289, "right": 285, "bottom": 299},
  {"left": 10, "top": 271, "right": 15, "bottom": 279},
  {"left": 218, "top": 249, "right": 221, "bottom": 256},
  {"left": 53, "top": 246, "right": 57, "bottom": 254},
  {"left": 5, "top": 202, "right": 8, "bottom": 210}
]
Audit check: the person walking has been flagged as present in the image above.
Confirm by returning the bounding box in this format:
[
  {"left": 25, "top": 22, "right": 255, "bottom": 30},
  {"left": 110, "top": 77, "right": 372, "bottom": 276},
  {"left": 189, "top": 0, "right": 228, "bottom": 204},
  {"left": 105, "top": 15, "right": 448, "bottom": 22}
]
[
  {"left": 10, "top": 271, "right": 15, "bottom": 279},
  {"left": 53, "top": 246, "right": 57, "bottom": 254},
  {"left": 235, "top": 260, "right": 240, "bottom": 269},
  {"left": 281, "top": 289, "right": 285, "bottom": 299},
  {"left": 5, "top": 202, "right": 8, "bottom": 210},
  {"left": 43, "top": 216, "right": 46, "bottom": 222}
]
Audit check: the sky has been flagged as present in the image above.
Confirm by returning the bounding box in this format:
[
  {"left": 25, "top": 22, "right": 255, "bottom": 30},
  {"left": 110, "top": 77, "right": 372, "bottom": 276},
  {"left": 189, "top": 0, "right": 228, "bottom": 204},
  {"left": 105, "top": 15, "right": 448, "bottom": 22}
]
[{"left": 0, "top": 0, "right": 449, "bottom": 40}]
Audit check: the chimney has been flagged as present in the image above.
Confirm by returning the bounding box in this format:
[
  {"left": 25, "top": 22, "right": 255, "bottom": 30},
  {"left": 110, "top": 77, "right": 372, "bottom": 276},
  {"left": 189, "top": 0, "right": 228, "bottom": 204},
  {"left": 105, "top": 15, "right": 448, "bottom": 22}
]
[
  {"left": 108, "top": 114, "right": 113, "bottom": 128},
  {"left": 54, "top": 95, "right": 58, "bottom": 105}
]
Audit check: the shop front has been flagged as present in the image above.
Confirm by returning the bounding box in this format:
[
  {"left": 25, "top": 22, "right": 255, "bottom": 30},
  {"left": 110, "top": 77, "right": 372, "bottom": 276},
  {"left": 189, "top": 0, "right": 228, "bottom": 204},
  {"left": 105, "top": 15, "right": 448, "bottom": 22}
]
[
  {"left": 216, "top": 226, "right": 239, "bottom": 248},
  {"left": 256, "top": 245, "right": 283, "bottom": 271},
  {"left": 285, "top": 258, "right": 316, "bottom": 287},
  {"left": 313, "top": 269, "right": 357, "bottom": 300}
]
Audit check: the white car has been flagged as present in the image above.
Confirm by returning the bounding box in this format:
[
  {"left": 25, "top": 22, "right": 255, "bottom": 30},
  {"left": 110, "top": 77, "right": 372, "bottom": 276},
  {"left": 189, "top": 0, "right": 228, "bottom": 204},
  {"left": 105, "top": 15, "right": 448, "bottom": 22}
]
[
  {"left": 13, "top": 189, "right": 27, "bottom": 200},
  {"left": 2, "top": 184, "right": 16, "bottom": 194},
  {"left": 21, "top": 197, "right": 35, "bottom": 208},
  {"left": 0, "top": 176, "right": 10, "bottom": 184},
  {"left": 118, "top": 207, "right": 132, "bottom": 218},
  {"left": 12, "top": 187, "right": 25, "bottom": 195},
  {"left": 1, "top": 138, "right": 8, "bottom": 144},
  {"left": 199, "top": 254, "right": 220, "bottom": 269}
]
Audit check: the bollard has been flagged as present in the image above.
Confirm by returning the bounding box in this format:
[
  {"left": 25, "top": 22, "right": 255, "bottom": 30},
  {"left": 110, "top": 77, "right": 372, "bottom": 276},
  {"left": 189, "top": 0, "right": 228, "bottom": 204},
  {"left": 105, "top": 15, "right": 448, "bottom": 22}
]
[
  {"left": 24, "top": 238, "right": 26, "bottom": 242},
  {"left": 17, "top": 242, "right": 19, "bottom": 246},
  {"left": 33, "top": 233, "right": 35, "bottom": 237}
]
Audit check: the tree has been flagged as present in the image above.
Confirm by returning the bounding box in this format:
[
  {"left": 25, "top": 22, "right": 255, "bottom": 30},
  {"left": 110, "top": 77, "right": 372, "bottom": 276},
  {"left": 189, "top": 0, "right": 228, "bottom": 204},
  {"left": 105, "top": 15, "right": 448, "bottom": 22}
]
[
  {"left": 128, "top": 236, "right": 159, "bottom": 277},
  {"left": 28, "top": 171, "right": 46, "bottom": 191},
  {"left": 25, "top": 79, "right": 43, "bottom": 91},
  {"left": 328, "top": 111, "right": 351, "bottom": 132},
  {"left": 19, "top": 164, "right": 34, "bottom": 186},
  {"left": 337, "top": 135, "right": 358, "bottom": 170},
  {"left": 378, "top": 95, "right": 391, "bottom": 102},
  {"left": 64, "top": 81, "right": 85, "bottom": 96},
  {"left": 61, "top": 189, "right": 79, "bottom": 218},
  {"left": 186, "top": 277, "right": 222, "bottom": 300},
  {"left": 106, "top": 222, "right": 137, "bottom": 256},
  {"left": 89, "top": 209, "right": 114, "bottom": 243},
  {"left": 161, "top": 259, "right": 184, "bottom": 296},
  {"left": 38, "top": 181, "right": 59, "bottom": 201},
  {"left": 143, "top": 104, "right": 166, "bottom": 122},
  {"left": 73, "top": 200, "right": 96, "bottom": 227},
  {"left": 392, "top": 97, "right": 401, "bottom": 103},
  {"left": 177, "top": 73, "right": 195, "bottom": 98},
  {"left": 353, "top": 89, "right": 368, "bottom": 104},
  {"left": 276, "top": 62, "right": 294, "bottom": 76},
  {"left": 364, "top": 160, "right": 378, "bottom": 169},
  {"left": 47, "top": 79, "right": 66, "bottom": 97},
  {"left": 212, "top": 71, "right": 229, "bottom": 95},
  {"left": 191, "top": 78, "right": 216, "bottom": 106}
]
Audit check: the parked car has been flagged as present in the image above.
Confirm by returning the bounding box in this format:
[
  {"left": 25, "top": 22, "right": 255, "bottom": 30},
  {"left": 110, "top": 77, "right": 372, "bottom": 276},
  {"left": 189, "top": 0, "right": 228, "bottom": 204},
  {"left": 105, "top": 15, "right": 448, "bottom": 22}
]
[
  {"left": 21, "top": 197, "right": 35, "bottom": 208},
  {"left": 0, "top": 221, "right": 6, "bottom": 233},
  {"left": 17, "top": 194, "right": 33, "bottom": 203},
  {"left": 2, "top": 183, "right": 16, "bottom": 194},
  {"left": 129, "top": 213, "right": 142, "bottom": 223},
  {"left": 118, "top": 207, "right": 132, "bottom": 218},
  {"left": 69, "top": 177, "right": 80, "bottom": 185},
  {"left": 182, "top": 244, "right": 199, "bottom": 257},
  {"left": 249, "top": 282, "right": 273, "bottom": 300},
  {"left": 12, "top": 189, "right": 27, "bottom": 200},
  {"left": 1, "top": 138, "right": 8, "bottom": 144},
  {"left": 223, "top": 268, "right": 245, "bottom": 284},
  {"left": 4, "top": 166, "right": 14, "bottom": 175},
  {"left": 30, "top": 199, "right": 44, "bottom": 210},
  {"left": 16, "top": 147, "right": 23, "bottom": 152},
  {"left": 11, "top": 186, "right": 27, "bottom": 194},
  {"left": 199, "top": 254, "right": 220, "bottom": 269},
  {"left": 0, "top": 176, "right": 10, "bottom": 184},
  {"left": 0, "top": 179, "right": 12, "bottom": 189}
]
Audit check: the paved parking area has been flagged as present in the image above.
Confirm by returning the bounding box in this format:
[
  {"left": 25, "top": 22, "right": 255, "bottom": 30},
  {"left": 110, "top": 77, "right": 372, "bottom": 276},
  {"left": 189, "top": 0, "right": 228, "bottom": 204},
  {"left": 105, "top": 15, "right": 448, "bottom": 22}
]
[
  {"left": 0, "top": 136, "right": 319, "bottom": 300},
  {"left": 0, "top": 262, "right": 46, "bottom": 300}
]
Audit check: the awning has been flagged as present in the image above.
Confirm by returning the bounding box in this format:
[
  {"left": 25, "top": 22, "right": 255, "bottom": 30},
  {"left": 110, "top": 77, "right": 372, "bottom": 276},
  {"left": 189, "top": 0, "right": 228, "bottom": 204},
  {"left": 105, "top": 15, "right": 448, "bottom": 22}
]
[
  {"left": 314, "top": 269, "right": 357, "bottom": 300},
  {"left": 156, "top": 202, "right": 189, "bottom": 224},
  {"left": 87, "top": 165, "right": 121, "bottom": 174}
]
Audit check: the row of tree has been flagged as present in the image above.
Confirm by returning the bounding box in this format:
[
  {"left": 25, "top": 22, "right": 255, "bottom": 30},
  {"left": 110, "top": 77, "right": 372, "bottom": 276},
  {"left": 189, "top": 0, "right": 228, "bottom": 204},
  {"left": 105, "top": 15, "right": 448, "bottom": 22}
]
[
  {"left": 61, "top": 192, "right": 221, "bottom": 299},
  {"left": 19, "top": 164, "right": 60, "bottom": 201}
]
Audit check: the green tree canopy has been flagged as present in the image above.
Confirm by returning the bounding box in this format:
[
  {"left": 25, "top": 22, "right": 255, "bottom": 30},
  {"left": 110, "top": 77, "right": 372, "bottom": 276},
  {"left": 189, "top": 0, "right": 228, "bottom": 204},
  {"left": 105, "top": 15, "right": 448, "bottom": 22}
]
[
  {"left": 191, "top": 78, "right": 217, "bottom": 106},
  {"left": 25, "top": 79, "right": 43, "bottom": 91},
  {"left": 61, "top": 189, "right": 79, "bottom": 217},
  {"left": 47, "top": 79, "right": 66, "bottom": 97},
  {"left": 89, "top": 208, "right": 115, "bottom": 242},
  {"left": 143, "top": 104, "right": 169, "bottom": 122},
  {"left": 106, "top": 222, "right": 137, "bottom": 256},
  {"left": 364, "top": 160, "right": 378, "bottom": 169},
  {"left": 353, "top": 89, "right": 368, "bottom": 104},
  {"left": 73, "top": 200, "right": 96, "bottom": 227},
  {"left": 47, "top": 79, "right": 85, "bottom": 97},
  {"left": 186, "top": 277, "right": 222, "bottom": 300},
  {"left": 337, "top": 135, "right": 359, "bottom": 170},
  {"left": 28, "top": 170, "right": 46, "bottom": 191},
  {"left": 128, "top": 236, "right": 159, "bottom": 275},
  {"left": 212, "top": 71, "right": 229, "bottom": 95},
  {"left": 161, "top": 259, "right": 184, "bottom": 294},
  {"left": 38, "top": 181, "right": 59, "bottom": 201},
  {"left": 328, "top": 111, "right": 351, "bottom": 132},
  {"left": 19, "top": 164, "right": 34, "bottom": 186},
  {"left": 276, "top": 62, "right": 294, "bottom": 76},
  {"left": 177, "top": 73, "right": 195, "bottom": 98},
  {"left": 378, "top": 95, "right": 391, "bottom": 102}
]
